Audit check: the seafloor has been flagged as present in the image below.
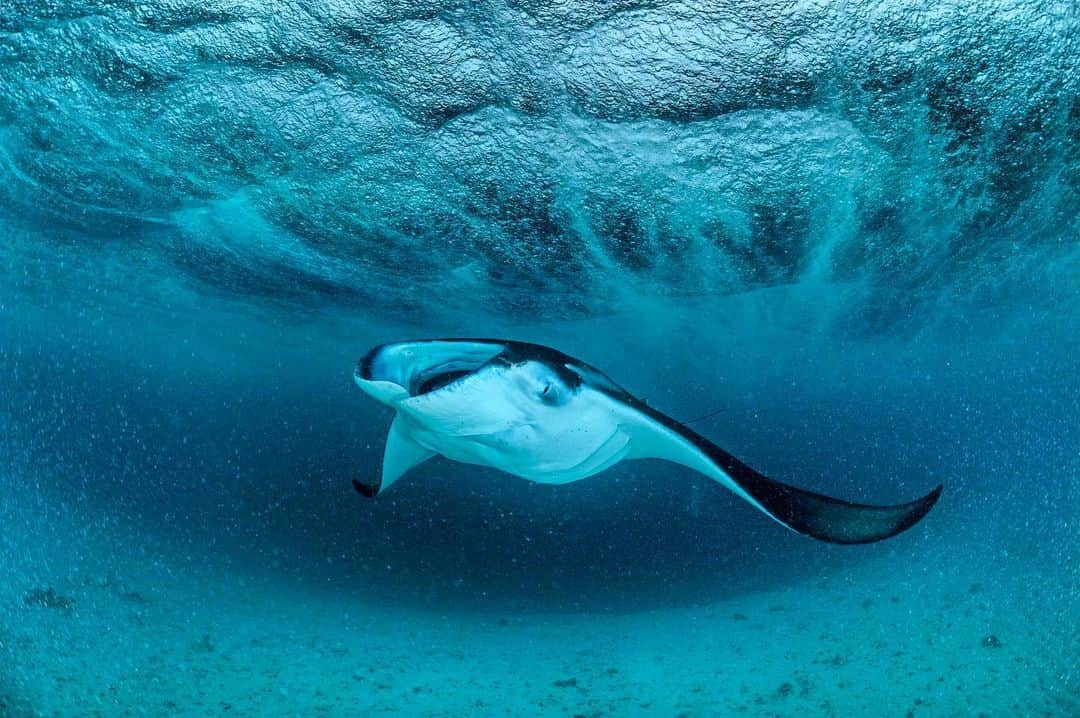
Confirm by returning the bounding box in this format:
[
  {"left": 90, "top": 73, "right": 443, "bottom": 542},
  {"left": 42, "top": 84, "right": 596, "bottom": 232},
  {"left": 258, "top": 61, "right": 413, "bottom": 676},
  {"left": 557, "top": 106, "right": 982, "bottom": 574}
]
[{"left": 2, "top": 488, "right": 1076, "bottom": 718}]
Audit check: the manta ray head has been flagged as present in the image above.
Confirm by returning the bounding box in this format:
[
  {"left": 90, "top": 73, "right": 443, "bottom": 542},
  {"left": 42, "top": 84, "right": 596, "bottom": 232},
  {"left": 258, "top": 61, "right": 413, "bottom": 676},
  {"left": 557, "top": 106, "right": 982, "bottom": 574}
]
[
  {"left": 354, "top": 339, "right": 586, "bottom": 439},
  {"left": 354, "top": 339, "right": 624, "bottom": 491},
  {"left": 355, "top": 339, "right": 577, "bottom": 403}
]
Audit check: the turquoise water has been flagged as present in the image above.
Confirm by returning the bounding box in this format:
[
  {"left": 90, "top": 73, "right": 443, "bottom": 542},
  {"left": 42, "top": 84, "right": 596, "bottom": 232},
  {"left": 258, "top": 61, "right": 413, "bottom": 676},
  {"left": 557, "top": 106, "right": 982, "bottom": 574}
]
[{"left": 1, "top": 1, "right": 1078, "bottom": 716}]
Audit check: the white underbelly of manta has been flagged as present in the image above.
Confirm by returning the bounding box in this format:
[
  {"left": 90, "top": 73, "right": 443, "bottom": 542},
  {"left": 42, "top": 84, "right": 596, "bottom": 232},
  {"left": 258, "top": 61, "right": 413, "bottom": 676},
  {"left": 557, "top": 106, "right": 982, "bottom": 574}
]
[{"left": 401, "top": 391, "right": 632, "bottom": 484}]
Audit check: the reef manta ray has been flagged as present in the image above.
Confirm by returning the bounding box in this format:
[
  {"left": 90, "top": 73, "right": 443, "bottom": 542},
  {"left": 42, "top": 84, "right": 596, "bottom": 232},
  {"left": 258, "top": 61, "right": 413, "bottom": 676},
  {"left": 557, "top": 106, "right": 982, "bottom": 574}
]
[{"left": 353, "top": 338, "right": 942, "bottom": 544}]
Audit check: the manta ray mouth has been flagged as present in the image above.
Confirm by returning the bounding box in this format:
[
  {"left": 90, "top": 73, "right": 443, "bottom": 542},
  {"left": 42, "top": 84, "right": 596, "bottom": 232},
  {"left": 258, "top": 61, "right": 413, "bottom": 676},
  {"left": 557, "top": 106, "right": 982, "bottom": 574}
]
[
  {"left": 355, "top": 357, "right": 467, "bottom": 397},
  {"left": 414, "top": 368, "right": 473, "bottom": 396},
  {"left": 356, "top": 340, "right": 511, "bottom": 400}
]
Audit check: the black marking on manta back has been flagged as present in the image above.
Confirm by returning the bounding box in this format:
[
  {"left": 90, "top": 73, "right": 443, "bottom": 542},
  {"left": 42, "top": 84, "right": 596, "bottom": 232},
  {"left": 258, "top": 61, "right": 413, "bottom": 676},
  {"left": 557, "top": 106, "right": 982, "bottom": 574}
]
[{"left": 389, "top": 338, "right": 591, "bottom": 392}]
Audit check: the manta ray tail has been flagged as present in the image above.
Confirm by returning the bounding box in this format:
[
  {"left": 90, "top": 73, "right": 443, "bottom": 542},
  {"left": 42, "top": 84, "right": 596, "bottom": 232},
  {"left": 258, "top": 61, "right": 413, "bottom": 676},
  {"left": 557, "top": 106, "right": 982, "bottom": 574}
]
[{"left": 703, "top": 439, "right": 943, "bottom": 544}]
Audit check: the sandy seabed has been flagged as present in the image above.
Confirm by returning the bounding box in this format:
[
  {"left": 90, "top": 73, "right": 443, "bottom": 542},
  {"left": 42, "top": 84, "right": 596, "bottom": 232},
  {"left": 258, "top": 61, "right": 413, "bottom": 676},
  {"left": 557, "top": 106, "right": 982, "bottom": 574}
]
[{"left": 2, "top": 492, "right": 1077, "bottom": 718}]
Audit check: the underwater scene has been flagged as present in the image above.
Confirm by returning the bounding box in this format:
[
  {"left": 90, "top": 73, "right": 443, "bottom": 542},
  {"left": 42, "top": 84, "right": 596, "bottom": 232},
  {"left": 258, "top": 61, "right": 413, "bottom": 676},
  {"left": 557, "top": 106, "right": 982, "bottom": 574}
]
[{"left": 1, "top": 0, "right": 1078, "bottom": 716}]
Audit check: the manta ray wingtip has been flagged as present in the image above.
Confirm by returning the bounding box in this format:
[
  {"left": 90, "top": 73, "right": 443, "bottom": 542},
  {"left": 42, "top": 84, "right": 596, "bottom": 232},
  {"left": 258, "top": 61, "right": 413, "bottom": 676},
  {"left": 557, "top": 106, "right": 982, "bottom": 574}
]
[
  {"left": 903, "top": 483, "right": 944, "bottom": 529},
  {"left": 352, "top": 479, "right": 380, "bottom": 498},
  {"left": 798, "top": 481, "right": 945, "bottom": 545}
]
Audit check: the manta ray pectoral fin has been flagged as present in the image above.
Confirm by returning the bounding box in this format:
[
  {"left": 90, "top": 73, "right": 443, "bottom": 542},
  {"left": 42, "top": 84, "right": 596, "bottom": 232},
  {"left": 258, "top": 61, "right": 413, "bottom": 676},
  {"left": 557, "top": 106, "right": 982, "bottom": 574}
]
[
  {"left": 624, "top": 402, "right": 942, "bottom": 544},
  {"left": 355, "top": 414, "right": 434, "bottom": 499},
  {"left": 703, "top": 447, "right": 943, "bottom": 544}
]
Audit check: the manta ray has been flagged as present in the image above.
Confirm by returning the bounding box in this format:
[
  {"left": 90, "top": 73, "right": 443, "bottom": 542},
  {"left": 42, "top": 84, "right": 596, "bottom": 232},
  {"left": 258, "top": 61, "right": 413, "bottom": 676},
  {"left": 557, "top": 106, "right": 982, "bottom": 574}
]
[{"left": 352, "top": 339, "right": 942, "bottom": 545}]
